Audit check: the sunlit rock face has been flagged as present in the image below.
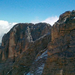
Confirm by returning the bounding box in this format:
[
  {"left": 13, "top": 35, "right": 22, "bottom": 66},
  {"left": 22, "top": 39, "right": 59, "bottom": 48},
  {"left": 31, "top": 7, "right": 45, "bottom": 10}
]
[{"left": 43, "top": 10, "right": 75, "bottom": 75}]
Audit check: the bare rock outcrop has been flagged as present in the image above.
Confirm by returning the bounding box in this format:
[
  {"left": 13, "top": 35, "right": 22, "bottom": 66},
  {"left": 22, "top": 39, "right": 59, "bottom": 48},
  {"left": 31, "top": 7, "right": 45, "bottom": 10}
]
[
  {"left": 0, "top": 23, "right": 51, "bottom": 75},
  {"left": 43, "top": 10, "right": 75, "bottom": 75}
]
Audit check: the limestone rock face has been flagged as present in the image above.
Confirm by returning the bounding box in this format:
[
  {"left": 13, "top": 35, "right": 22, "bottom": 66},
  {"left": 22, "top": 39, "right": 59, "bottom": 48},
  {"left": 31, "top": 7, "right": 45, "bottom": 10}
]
[
  {"left": 0, "top": 23, "right": 51, "bottom": 75},
  {"left": 51, "top": 10, "right": 75, "bottom": 41},
  {"left": 43, "top": 10, "right": 75, "bottom": 75},
  {"left": 1, "top": 23, "right": 51, "bottom": 60}
]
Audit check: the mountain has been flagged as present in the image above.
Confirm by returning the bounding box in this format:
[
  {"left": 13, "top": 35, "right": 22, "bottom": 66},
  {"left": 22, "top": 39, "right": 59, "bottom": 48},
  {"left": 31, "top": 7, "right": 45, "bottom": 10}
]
[
  {"left": 0, "top": 10, "right": 75, "bottom": 75},
  {"left": 43, "top": 10, "right": 75, "bottom": 75},
  {"left": 0, "top": 23, "right": 51, "bottom": 75}
]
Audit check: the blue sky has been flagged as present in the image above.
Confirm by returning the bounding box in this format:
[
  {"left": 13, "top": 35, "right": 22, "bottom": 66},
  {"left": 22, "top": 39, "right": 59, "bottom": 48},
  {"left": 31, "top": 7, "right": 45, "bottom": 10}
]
[
  {"left": 0, "top": 0, "right": 75, "bottom": 23},
  {"left": 0, "top": 0, "right": 75, "bottom": 43}
]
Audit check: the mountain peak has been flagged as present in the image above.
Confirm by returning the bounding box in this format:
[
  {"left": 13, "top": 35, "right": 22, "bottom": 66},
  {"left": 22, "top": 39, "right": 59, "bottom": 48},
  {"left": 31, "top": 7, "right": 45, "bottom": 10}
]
[{"left": 0, "top": 10, "right": 75, "bottom": 75}]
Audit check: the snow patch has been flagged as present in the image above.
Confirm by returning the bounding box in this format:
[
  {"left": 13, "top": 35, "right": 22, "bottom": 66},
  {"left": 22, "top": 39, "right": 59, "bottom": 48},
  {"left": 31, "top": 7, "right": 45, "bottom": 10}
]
[
  {"left": 60, "top": 69, "right": 63, "bottom": 75},
  {"left": 36, "top": 64, "right": 45, "bottom": 74},
  {"left": 26, "top": 26, "right": 33, "bottom": 42},
  {"left": 13, "top": 27, "right": 16, "bottom": 33},
  {"left": 35, "top": 33, "right": 50, "bottom": 42},
  {"left": 26, "top": 72, "right": 33, "bottom": 75},
  {"left": 60, "top": 17, "right": 67, "bottom": 24},
  {"left": 13, "top": 25, "right": 19, "bottom": 33},
  {"left": 26, "top": 72, "right": 30, "bottom": 75},
  {"left": 31, "top": 50, "right": 48, "bottom": 75},
  {"left": 72, "top": 17, "right": 75, "bottom": 19},
  {"left": 35, "top": 50, "right": 48, "bottom": 62}
]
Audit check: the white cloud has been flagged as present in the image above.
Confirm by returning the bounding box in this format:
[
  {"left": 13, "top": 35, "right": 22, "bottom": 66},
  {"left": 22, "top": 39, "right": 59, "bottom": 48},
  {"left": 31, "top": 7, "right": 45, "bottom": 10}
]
[
  {"left": 42, "top": 16, "right": 59, "bottom": 25},
  {"left": 31, "top": 20, "right": 40, "bottom": 24},
  {"left": 0, "top": 20, "right": 17, "bottom": 43},
  {"left": 31, "top": 16, "right": 59, "bottom": 25}
]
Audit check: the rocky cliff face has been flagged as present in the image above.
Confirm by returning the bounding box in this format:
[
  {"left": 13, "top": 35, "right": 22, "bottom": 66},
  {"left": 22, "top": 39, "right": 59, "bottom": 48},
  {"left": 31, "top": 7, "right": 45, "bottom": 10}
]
[
  {"left": 43, "top": 10, "right": 75, "bottom": 75},
  {"left": 0, "top": 23, "right": 51, "bottom": 75},
  {"left": 1, "top": 23, "right": 51, "bottom": 60},
  {"left": 0, "top": 10, "right": 75, "bottom": 75}
]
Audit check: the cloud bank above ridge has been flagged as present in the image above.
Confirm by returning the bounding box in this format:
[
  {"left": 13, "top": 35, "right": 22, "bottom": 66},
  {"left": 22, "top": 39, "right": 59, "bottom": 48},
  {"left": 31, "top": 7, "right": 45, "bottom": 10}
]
[
  {"left": 31, "top": 16, "right": 59, "bottom": 25},
  {"left": 0, "top": 20, "right": 17, "bottom": 43},
  {"left": 42, "top": 16, "right": 59, "bottom": 25}
]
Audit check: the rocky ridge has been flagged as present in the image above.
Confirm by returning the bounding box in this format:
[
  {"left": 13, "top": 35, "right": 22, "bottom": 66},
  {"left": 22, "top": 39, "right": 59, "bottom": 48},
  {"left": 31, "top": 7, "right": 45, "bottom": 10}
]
[
  {"left": 43, "top": 10, "right": 75, "bottom": 75},
  {"left": 0, "top": 23, "right": 51, "bottom": 75},
  {"left": 0, "top": 10, "right": 75, "bottom": 75}
]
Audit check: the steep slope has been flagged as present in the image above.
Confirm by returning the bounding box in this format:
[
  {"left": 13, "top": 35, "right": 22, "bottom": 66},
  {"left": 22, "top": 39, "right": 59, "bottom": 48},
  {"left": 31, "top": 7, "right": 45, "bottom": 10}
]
[
  {"left": 0, "top": 23, "right": 51, "bottom": 75},
  {"left": 43, "top": 10, "right": 75, "bottom": 75},
  {"left": 1, "top": 23, "right": 51, "bottom": 61}
]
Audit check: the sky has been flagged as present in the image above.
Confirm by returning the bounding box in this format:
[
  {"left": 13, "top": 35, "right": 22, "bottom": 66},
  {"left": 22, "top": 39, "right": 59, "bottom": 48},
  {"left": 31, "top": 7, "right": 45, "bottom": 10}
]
[{"left": 0, "top": 0, "right": 75, "bottom": 43}]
